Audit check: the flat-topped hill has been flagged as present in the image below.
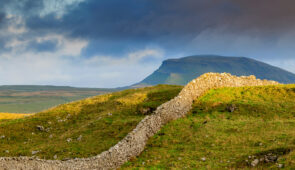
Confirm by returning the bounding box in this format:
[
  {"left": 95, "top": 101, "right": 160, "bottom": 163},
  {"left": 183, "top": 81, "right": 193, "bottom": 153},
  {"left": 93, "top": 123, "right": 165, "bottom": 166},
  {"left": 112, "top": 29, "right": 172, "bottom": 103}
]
[{"left": 139, "top": 55, "right": 295, "bottom": 85}]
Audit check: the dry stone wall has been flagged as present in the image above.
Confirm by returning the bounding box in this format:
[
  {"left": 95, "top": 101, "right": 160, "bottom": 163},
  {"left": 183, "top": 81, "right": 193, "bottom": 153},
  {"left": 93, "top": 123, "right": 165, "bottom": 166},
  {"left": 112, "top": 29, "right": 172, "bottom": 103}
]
[{"left": 0, "top": 73, "right": 279, "bottom": 170}]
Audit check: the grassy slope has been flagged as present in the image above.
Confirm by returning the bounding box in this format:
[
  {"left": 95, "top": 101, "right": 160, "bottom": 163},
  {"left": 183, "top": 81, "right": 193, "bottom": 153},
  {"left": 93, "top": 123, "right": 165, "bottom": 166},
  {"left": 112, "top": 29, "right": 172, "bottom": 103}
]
[
  {"left": 0, "top": 86, "right": 114, "bottom": 113},
  {"left": 123, "top": 85, "right": 295, "bottom": 169},
  {"left": 0, "top": 85, "right": 182, "bottom": 160}
]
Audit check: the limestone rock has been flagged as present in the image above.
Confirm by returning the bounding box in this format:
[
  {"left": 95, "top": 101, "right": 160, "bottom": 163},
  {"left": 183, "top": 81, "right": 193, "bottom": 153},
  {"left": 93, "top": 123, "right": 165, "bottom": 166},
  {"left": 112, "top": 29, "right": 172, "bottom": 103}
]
[
  {"left": 36, "top": 126, "right": 45, "bottom": 131},
  {"left": 251, "top": 159, "right": 259, "bottom": 167}
]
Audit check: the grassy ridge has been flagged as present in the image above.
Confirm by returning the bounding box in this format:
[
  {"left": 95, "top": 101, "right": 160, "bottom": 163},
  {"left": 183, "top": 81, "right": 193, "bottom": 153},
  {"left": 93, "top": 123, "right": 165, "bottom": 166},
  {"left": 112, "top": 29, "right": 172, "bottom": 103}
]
[
  {"left": 123, "top": 85, "right": 295, "bottom": 169},
  {"left": 0, "top": 85, "right": 182, "bottom": 160}
]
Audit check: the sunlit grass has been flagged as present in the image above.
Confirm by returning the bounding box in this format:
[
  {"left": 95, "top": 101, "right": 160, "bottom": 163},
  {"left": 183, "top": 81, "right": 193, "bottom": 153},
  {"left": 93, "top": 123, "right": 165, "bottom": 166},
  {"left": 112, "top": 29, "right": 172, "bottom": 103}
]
[
  {"left": 0, "top": 85, "right": 182, "bottom": 160},
  {"left": 123, "top": 84, "right": 295, "bottom": 169},
  {"left": 0, "top": 113, "right": 32, "bottom": 120},
  {"left": 1, "top": 84, "right": 295, "bottom": 169}
]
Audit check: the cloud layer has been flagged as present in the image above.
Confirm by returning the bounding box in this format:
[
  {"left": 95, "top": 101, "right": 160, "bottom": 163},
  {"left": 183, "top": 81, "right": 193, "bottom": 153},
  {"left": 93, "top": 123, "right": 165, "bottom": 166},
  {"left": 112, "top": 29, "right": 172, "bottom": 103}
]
[{"left": 1, "top": 0, "right": 295, "bottom": 87}]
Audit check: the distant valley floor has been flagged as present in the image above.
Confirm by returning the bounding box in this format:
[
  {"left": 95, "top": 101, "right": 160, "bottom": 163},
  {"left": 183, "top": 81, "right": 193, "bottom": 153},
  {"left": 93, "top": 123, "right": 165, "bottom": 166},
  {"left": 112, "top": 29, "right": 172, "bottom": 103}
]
[{"left": 0, "top": 85, "right": 115, "bottom": 113}]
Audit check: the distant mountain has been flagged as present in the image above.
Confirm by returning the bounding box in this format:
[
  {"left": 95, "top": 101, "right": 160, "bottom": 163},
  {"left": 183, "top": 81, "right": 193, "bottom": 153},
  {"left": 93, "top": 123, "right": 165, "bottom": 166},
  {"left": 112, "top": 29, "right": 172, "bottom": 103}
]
[{"left": 138, "top": 55, "right": 295, "bottom": 85}]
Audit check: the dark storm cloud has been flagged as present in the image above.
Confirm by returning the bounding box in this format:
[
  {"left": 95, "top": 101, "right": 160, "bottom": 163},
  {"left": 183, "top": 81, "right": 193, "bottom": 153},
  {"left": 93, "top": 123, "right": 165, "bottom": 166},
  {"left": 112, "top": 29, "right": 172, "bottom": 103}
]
[
  {"left": 25, "top": 0, "right": 295, "bottom": 37},
  {"left": 0, "top": 12, "right": 5, "bottom": 22},
  {"left": 232, "top": 1, "right": 295, "bottom": 29},
  {"left": 0, "top": 12, "right": 6, "bottom": 30},
  {"left": 1, "top": 0, "right": 295, "bottom": 86},
  {"left": 27, "top": 0, "right": 153, "bottom": 39},
  {"left": 18, "top": 0, "right": 295, "bottom": 57},
  {"left": 2, "top": 0, "right": 295, "bottom": 57}
]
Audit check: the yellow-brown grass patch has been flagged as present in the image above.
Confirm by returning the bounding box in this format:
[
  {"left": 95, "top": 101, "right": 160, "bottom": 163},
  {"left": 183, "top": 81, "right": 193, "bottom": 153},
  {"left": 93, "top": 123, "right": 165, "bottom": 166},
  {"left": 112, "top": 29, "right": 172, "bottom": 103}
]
[{"left": 0, "top": 113, "right": 32, "bottom": 120}]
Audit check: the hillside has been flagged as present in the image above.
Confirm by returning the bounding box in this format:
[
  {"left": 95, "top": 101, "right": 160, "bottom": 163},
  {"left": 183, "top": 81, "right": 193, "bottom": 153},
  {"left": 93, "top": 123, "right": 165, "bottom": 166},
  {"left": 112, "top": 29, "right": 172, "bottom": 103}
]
[
  {"left": 0, "top": 85, "right": 181, "bottom": 160},
  {"left": 0, "top": 85, "right": 115, "bottom": 113},
  {"left": 124, "top": 85, "right": 295, "bottom": 169},
  {"left": 138, "top": 55, "right": 295, "bottom": 85},
  {"left": 0, "top": 73, "right": 294, "bottom": 169}
]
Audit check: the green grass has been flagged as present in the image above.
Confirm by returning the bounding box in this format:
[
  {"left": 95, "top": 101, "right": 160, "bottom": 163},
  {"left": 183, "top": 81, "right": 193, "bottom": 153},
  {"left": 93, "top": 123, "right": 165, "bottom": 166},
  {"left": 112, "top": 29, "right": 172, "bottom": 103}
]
[
  {"left": 1, "top": 84, "right": 295, "bottom": 169},
  {"left": 123, "top": 85, "right": 295, "bottom": 169},
  {"left": 0, "top": 85, "right": 182, "bottom": 160}
]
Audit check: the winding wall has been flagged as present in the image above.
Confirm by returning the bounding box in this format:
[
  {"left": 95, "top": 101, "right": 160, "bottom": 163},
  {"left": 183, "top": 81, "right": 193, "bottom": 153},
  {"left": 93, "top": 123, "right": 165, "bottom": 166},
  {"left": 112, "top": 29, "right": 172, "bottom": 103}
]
[{"left": 0, "top": 73, "right": 279, "bottom": 170}]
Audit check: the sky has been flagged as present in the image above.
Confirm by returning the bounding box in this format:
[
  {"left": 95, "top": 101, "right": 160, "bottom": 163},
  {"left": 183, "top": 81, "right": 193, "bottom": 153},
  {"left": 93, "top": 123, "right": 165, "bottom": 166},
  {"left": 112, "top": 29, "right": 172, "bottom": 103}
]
[{"left": 1, "top": 0, "right": 295, "bottom": 87}]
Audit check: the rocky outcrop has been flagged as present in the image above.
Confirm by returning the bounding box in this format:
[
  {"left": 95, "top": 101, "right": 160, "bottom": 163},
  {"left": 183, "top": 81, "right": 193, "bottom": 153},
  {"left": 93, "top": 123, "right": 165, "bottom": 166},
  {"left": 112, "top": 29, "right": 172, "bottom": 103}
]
[{"left": 0, "top": 73, "right": 279, "bottom": 170}]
